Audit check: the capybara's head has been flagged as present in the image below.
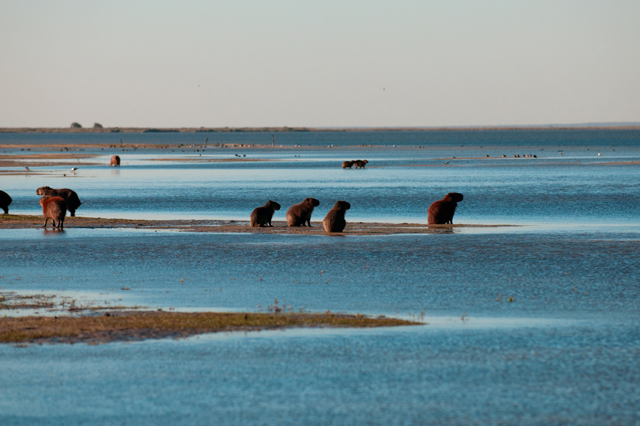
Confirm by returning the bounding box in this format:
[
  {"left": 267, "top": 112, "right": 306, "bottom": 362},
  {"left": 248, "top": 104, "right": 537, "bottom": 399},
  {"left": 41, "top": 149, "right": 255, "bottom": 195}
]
[
  {"left": 443, "top": 192, "right": 464, "bottom": 203},
  {"left": 36, "top": 186, "right": 53, "bottom": 196},
  {"left": 333, "top": 201, "right": 351, "bottom": 211},
  {"left": 267, "top": 200, "right": 281, "bottom": 210},
  {"left": 363, "top": 160, "right": 368, "bottom": 164},
  {"left": 305, "top": 198, "right": 320, "bottom": 207}
]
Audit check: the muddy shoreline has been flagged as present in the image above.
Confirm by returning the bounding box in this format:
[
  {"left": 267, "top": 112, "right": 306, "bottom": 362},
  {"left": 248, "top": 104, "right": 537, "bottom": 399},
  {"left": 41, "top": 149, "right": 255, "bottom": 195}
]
[{"left": 0, "top": 214, "right": 515, "bottom": 234}]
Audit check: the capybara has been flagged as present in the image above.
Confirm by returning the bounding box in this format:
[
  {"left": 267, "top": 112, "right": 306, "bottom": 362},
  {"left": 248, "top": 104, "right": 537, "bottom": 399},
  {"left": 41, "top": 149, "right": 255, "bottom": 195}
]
[
  {"left": 39, "top": 196, "right": 67, "bottom": 229},
  {"left": 323, "top": 201, "right": 351, "bottom": 233},
  {"left": 250, "top": 200, "right": 281, "bottom": 227},
  {"left": 110, "top": 155, "right": 121, "bottom": 166},
  {"left": 0, "top": 190, "right": 12, "bottom": 214},
  {"left": 286, "top": 197, "right": 320, "bottom": 227},
  {"left": 427, "top": 192, "right": 464, "bottom": 225},
  {"left": 354, "top": 160, "right": 369, "bottom": 169},
  {"left": 36, "top": 187, "right": 82, "bottom": 217},
  {"left": 342, "top": 161, "right": 354, "bottom": 169}
]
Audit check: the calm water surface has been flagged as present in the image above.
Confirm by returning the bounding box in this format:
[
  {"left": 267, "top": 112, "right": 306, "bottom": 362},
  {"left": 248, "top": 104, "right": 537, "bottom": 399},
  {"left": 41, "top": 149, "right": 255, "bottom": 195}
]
[{"left": 1, "top": 130, "right": 639, "bottom": 425}]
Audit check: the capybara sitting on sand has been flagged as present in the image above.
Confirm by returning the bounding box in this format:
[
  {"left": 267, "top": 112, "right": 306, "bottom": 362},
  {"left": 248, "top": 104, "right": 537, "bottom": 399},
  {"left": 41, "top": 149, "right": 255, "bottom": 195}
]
[
  {"left": 427, "top": 192, "right": 464, "bottom": 224},
  {"left": 323, "top": 201, "right": 351, "bottom": 233},
  {"left": 354, "top": 160, "right": 368, "bottom": 169},
  {"left": 36, "top": 187, "right": 82, "bottom": 217},
  {"left": 342, "top": 161, "right": 354, "bottom": 169},
  {"left": 286, "top": 198, "right": 320, "bottom": 227},
  {"left": 0, "top": 190, "right": 12, "bottom": 214},
  {"left": 40, "top": 196, "right": 67, "bottom": 229},
  {"left": 250, "top": 200, "right": 281, "bottom": 227},
  {"left": 110, "top": 155, "right": 121, "bottom": 166}
]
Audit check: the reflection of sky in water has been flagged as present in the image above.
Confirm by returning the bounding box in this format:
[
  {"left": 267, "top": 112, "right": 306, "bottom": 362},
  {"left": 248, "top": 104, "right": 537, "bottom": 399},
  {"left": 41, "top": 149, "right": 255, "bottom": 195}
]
[{"left": 2, "top": 131, "right": 640, "bottom": 424}]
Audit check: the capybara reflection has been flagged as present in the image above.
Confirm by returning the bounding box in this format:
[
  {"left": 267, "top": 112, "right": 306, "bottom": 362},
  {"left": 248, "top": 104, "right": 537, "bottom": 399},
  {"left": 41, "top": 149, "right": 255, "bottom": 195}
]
[
  {"left": 354, "top": 160, "right": 368, "bottom": 169},
  {"left": 323, "top": 201, "right": 351, "bottom": 233},
  {"left": 286, "top": 198, "right": 320, "bottom": 227},
  {"left": 40, "top": 196, "right": 67, "bottom": 229},
  {"left": 427, "top": 192, "right": 464, "bottom": 224},
  {"left": 342, "top": 161, "right": 354, "bottom": 169},
  {"left": 0, "top": 190, "right": 12, "bottom": 214},
  {"left": 36, "top": 187, "right": 82, "bottom": 217},
  {"left": 250, "top": 200, "right": 281, "bottom": 227},
  {"left": 110, "top": 155, "right": 121, "bottom": 166}
]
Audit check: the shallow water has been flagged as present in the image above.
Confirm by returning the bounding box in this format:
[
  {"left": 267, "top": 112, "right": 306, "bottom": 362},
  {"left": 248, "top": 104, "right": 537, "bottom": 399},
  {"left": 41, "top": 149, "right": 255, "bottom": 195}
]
[{"left": 1, "top": 130, "right": 640, "bottom": 425}]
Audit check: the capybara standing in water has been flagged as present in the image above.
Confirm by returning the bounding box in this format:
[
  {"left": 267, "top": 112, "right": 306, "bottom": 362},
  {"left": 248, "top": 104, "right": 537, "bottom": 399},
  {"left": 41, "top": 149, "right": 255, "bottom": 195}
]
[
  {"left": 427, "top": 192, "right": 464, "bottom": 224},
  {"left": 250, "top": 200, "right": 281, "bottom": 227},
  {"left": 110, "top": 155, "right": 121, "bottom": 166},
  {"left": 354, "top": 160, "right": 369, "bottom": 169},
  {"left": 40, "top": 196, "right": 67, "bottom": 229},
  {"left": 323, "top": 201, "right": 351, "bottom": 233},
  {"left": 0, "top": 190, "right": 12, "bottom": 214},
  {"left": 36, "top": 187, "right": 82, "bottom": 217},
  {"left": 342, "top": 161, "right": 354, "bottom": 169},
  {"left": 286, "top": 198, "right": 320, "bottom": 227}
]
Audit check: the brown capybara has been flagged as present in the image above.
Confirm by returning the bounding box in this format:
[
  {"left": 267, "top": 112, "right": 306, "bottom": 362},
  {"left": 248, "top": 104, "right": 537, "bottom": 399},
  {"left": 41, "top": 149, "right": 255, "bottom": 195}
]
[
  {"left": 110, "top": 155, "right": 121, "bottom": 166},
  {"left": 36, "top": 187, "right": 82, "bottom": 217},
  {"left": 286, "top": 198, "right": 320, "bottom": 227},
  {"left": 250, "top": 200, "right": 281, "bottom": 227},
  {"left": 427, "top": 192, "right": 464, "bottom": 225},
  {"left": 354, "top": 160, "right": 369, "bottom": 169},
  {"left": 323, "top": 201, "right": 351, "bottom": 233},
  {"left": 342, "top": 161, "right": 354, "bottom": 169},
  {"left": 39, "top": 196, "right": 67, "bottom": 229},
  {"left": 0, "top": 190, "right": 12, "bottom": 214}
]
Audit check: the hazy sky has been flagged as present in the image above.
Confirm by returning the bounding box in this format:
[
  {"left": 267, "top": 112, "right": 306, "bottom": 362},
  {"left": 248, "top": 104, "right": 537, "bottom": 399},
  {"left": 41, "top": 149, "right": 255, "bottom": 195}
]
[{"left": 1, "top": 1, "right": 639, "bottom": 127}]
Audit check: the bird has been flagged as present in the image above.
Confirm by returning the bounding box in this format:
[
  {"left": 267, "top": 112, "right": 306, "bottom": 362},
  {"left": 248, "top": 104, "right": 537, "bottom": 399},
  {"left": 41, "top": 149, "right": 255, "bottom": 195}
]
[
  {"left": 24, "top": 166, "right": 30, "bottom": 171},
  {"left": 444, "top": 161, "right": 449, "bottom": 165},
  {"left": 71, "top": 167, "right": 78, "bottom": 172}
]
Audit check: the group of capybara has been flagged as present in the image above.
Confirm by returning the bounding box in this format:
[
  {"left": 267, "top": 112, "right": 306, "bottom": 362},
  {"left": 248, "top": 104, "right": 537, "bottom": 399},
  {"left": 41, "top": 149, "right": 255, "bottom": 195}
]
[
  {"left": 0, "top": 187, "right": 82, "bottom": 230},
  {"left": 1, "top": 189, "right": 463, "bottom": 232},
  {"left": 1, "top": 153, "right": 461, "bottom": 232},
  {"left": 342, "top": 160, "right": 368, "bottom": 169}
]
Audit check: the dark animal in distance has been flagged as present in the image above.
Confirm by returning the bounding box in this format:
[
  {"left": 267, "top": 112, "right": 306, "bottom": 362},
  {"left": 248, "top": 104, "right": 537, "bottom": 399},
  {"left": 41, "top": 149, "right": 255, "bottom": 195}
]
[
  {"left": 286, "top": 198, "right": 320, "bottom": 227},
  {"left": 40, "top": 196, "right": 67, "bottom": 229},
  {"left": 250, "top": 200, "right": 281, "bottom": 227},
  {"left": 342, "top": 161, "right": 354, "bottom": 169},
  {"left": 36, "top": 187, "right": 82, "bottom": 217},
  {"left": 354, "top": 160, "right": 368, "bottom": 169},
  {"left": 0, "top": 190, "right": 12, "bottom": 214},
  {"left": 427, "top": 192, "right": 464, "bottom": 225},
  {"left": 110, "top": 155, "right": 121, "bottom": 166},
  {"left": 323, "top": 201, "right": 351, "bottom": 233}
]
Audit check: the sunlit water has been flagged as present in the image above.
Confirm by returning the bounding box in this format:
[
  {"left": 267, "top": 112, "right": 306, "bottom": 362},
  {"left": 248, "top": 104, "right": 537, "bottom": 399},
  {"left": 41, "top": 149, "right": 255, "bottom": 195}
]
[{"left": 1, "top": 130, "right": 639, "bottom": 425}]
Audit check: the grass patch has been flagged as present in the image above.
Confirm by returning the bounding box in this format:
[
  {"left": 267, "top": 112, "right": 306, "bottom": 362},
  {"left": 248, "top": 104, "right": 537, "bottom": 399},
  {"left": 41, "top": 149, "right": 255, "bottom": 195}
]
[{"left": 0, "top": 311, "right": 419, "bottom": 345}]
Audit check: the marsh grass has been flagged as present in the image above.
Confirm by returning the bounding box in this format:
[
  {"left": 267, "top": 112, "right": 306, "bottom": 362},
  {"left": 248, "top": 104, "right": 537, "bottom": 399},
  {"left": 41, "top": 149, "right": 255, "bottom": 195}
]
[{"left": 0, "top": 311, "right": 418, "bottom": 345}]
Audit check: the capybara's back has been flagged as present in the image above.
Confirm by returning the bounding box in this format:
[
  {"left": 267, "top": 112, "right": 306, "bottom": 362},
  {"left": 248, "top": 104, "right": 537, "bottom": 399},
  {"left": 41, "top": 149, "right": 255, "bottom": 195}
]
[
  {"left": 0, "top": 190, "right": 12, "bottom": 214},
  {"left": 286, "top": 198, "right": 320, "bottom": 227},
  {"left": 40, "top": 196, "right": 67, "bottom": 229},
  {"left": 427, "top": 192, "right": 463, "bottom": 224},
  {"left": 37, "top": 187, "right": 81, "bottom": 216},
  {"left": 250, "top": 200, "right": 281, "bottom": 227},
  {"left": 342, "top": 161, "right": 354, "bottom": 169},
  {"left": 323, "top": 201, "right": 351, "bottom": 233}
]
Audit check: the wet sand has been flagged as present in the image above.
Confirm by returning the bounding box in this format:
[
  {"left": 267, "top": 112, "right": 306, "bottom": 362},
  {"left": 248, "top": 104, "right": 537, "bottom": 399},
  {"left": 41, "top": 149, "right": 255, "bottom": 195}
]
[{"left": 0, "top": 214, "right": 514, "bottom": 234}]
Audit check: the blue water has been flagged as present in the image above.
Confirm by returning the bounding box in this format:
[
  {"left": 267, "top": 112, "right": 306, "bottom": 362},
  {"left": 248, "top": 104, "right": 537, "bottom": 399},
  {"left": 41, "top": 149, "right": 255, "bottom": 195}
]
[{"left": 1, "top": 130, "right": 640, "bottom": 425}]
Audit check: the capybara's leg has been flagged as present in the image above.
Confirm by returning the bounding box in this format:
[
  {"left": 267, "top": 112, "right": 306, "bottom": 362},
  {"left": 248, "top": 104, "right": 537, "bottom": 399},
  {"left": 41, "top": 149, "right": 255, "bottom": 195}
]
[
  {"left": 43, "top": 218, "right": 48, "bottom": 228},
  {"left": 69, "top": 209, "right": 75, "bottom": 217}
]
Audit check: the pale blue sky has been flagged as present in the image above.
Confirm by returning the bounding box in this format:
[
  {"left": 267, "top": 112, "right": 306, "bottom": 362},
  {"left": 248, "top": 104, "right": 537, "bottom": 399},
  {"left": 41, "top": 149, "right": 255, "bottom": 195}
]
[{"left": 1, "top": 0, "right": 639, "bottom": 127}]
